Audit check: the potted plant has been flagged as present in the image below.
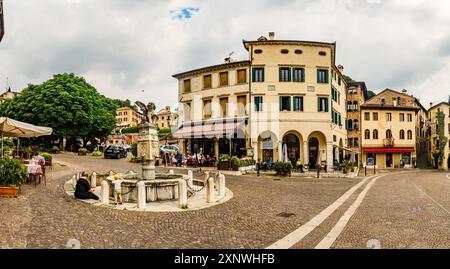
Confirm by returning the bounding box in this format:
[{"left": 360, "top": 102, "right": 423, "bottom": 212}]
[
  {"left": 22, "top": 147, "right": 31, "bottom": 159},
  {"left": 343, "top": 160, "right": 352, "bottom": 174},
  {"left": 230, "top": 156, "right": 241, "bottom": 171},
  {"left": 78, "top": 148, "right": 88, "bottom": 156},
  {"left": 0, "top": 157, "right": 28, "bottom": 197},
  {"left": 42, "top": 153, "right": 53, "bottom": 166},
  {"left": 217, "top": 154, "right": 230, "bottom": 170},
  {"left": 51, "top": 146, "right": 60, "bottom": 154},
  {"left": 92, "top": 150, "right": 103, "bottom": 157}
]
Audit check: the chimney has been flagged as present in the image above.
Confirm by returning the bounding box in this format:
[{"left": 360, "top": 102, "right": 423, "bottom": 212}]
[
  {"left": 337, "top": 65, "right": 344, "bottom": 75},
  {"left": 269, "top": 32, "right": 275, "bottom": 40},
  {"left": 402, "top": 89, "right": 407, "bottom": 94},
  {"left": 430, "top": 102, "right": 433, "bottom": 108}
]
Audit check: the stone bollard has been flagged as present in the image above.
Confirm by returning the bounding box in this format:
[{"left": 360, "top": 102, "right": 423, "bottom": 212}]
[
  {"left": 101, "top": 180, "right": 109, "bottom": 205},
  {"left": 218, "top": 174, "right": 226, "bottom": 198},
  {"left": 187, "top": 170, "right": 193, "bottom": 187},
  {"left": 214, "top": 172, "right": 221, "bottom": 190},
  {"left": 90, "top": 172, "right": 97, "bottom": 188},
  {"left": 71, "top": 175, "right": 77, "bottom": 189},
  {"left": 169, "top": 170, "right": 174, "bottom": 175},
  {"left": 178, "top": 180, "right": 188, "bottom": 209},
  {"left": 204, "top": 171, "right": 210, "bottom": 182},
  {"left": 137, "top": 181, "right": 146, "bottom": 210},
  {"left": 109, "top": 171, "right": 114, "bottom": 176},
  {"left": 206, "top": 177, "right": 215, "bottom": 203}
]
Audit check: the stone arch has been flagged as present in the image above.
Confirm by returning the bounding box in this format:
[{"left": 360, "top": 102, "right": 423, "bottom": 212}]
[
  {"left": 307, "top": 131, "right": 327, "bottom": 169},
  {"left": 281, "top": 130, "right": 305, "bottom": 163},
  {"left": 258, "top": 131, "right": 278, "bottom": 162}
]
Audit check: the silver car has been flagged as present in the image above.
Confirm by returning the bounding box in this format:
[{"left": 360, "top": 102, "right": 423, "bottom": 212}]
[{"left": 159, "top": 145, "right": 179, "bottom": 155}]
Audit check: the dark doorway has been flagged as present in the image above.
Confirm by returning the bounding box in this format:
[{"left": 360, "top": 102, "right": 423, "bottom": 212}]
[
  {"left": 283, "top": 134, "right": 300, "bottom": 163},
  {"left": 309, "top": 138, "right": 319, "bottom": 169},
  {"left": 386, "top": 153, "right": 393, "bottom": 168}
]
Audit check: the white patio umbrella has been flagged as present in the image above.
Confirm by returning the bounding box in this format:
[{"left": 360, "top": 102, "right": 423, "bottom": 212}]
[
  {"left": 350, "top": 151, "right": 356, "bottom": 163},
  {"left": 0, "top": 117, "right": 53, "bottom": 157},
  {"left": 316, "top": 149, "right": 322, "bottom": 169},
  {"left": 282, "top": 143, "right": 288, "bottom": 162}
]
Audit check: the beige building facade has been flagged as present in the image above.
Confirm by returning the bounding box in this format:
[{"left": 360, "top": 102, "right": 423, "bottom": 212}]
[
  {"left": 156, "top": 106, "right": 178, "bottom": 129},
  {"left": 361, "top": 89, "right": 424, "bottom": 169},
  {"left": 174, "top": 33, "right": 350, "bottom": 171},
  {"left": 427, "top": 101, "right": 450, "bottom": 171}
]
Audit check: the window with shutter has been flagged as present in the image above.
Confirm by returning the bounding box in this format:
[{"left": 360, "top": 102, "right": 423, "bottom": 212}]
[
  {"left": 203, "top": 75, "right": 212, "bottom": 89},
  {"left": 219, "top": 72, "right": 229, "bottom": 86},
  {"left": 237, "top": 69, "right": 247, "bottom": 84},
  {"left": 252, "top": 67, "right": 264, "bottom": 82},
  {"left": 279, "top": 67, "right": 291, "bottom": 82}
]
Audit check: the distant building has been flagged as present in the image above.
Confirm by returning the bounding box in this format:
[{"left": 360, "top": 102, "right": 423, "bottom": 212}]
[
  {"left": 346, "top": 82, "right": 369, "bottom": 164},
  {"left": 156, "top": 106, "right": 178, "bottom": 129},
  {"left": 427, "top": 101, "right": 450, "bottom": 171},
  {"left": 361, "top": 89, "right": 426, "bottom": 168},
  {"left": 0, "top": 87, "right": 19, "bottom": 103},
  {"left": 115, "top": 107, "right": 142, "bottom": 130}
]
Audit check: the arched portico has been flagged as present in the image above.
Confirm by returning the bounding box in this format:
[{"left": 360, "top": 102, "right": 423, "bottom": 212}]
[
  {"left": 257, "top": 131, "right": 278, "bottom": 162},
  {"left": 307, "top": 131, "right": 329, "bottom": 170},
  {"left": 281, "top": 130, "right": 305, "bottom": 164}
]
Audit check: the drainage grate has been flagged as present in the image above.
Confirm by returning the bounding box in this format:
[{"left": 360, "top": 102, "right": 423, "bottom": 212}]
[{"left": 277, "top": 212, "right": 295, "bottom": 218}]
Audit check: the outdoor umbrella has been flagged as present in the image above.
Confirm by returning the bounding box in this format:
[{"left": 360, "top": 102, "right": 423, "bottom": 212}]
[
  {"left": 0, "top": 117, "right": 53, "bottom": 157},
  {"left": 316, "top": 149, "right": 322, "bottom": 169},
  {"left": 282, "top": 143, "right": 288, "bottom": 163},
  {"left": 350, "top": 151, "right": 356, "bottom": 163}
]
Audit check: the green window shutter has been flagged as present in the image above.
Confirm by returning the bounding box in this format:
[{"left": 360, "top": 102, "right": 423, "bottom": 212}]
[
  {"left": 326, "top": 70, "right": 329, "bottom": 83},
  {"left": 261, "top": 68, "right": 265, "bottom": 82},
  {"left": 317, "top": 69, "right": 320, "bottom": 83},
  {"left": 287, "top": 96, "right": 291, "bottom": 111},
  {"left": 318, "top": 97, "right": 321, "bottom": 112},
  {"left": 288, "top": 68, "right": 292, "bottom": 82},
  {"left": 279, "top": 68, "right": 282, "bottom": 82},
  {"left": 252, "top": 68, "right": 255, "bottom": 82},
  {"left": 325, "top": 98, "right": 329, "bottom": 112},
  {"left": 280, "top": 96, "right": 283, "bottom": 111},
  {"left": 300, "top": 97, "right": 304, "bottom": 111},
  {"left": 301, "top": 68, "right": 305, "bottom": 82},
  {"left": 339, "top": 114, "right": 341, "bottom": 125}
]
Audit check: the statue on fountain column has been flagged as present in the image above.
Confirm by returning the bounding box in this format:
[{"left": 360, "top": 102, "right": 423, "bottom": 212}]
[{"left": 136, "top": 101, "right": 158, "bottom": 125}]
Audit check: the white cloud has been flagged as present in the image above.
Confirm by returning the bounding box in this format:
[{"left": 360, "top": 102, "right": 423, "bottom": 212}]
[{"left": 0, "top": 0, "right": 449, "bottom": 109}]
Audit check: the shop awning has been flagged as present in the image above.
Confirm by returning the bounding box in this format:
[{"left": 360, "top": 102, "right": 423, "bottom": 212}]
[
  {"left": 173, "top": 121, "right": 245, "bottom": 139},
  {"left": 363, "top": 147, "right": 415, "bottom": 153}
]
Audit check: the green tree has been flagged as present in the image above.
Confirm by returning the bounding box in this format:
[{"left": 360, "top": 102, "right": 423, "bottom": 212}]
[
  {"left": 367, "top": 90, "right": 376, "bottom": 99},
  {"left": 121, "top": 126, "right": 140, "bottom": 134},
  {"left": 0, "top": 73, "right": 117, "bottom": 149},
  {"left": 343, "top": 75, "right": 355, "bottom": 84},
  {"left": 112, "top": 98, "right": 138, "bottom": 111}
]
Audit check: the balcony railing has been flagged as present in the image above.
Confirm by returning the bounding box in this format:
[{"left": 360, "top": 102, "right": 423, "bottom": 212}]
[{"left": 383, "top": 138, "right": 395, "bottom": 147}]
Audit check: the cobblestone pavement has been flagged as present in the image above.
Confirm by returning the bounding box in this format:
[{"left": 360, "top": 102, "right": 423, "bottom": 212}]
[
  {"left": 0, "top": 154, "right": 359, "bottom": 249},
  {"left": 332, "top": 170, "right": 450, "bottom": 249}
]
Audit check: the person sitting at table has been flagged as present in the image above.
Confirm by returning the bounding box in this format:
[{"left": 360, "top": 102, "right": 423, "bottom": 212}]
[{"left": 74, "top": 172, "right": 99, "bottom": 200}]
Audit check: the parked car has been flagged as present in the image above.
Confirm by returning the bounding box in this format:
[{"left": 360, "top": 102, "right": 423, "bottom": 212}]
[
  {"left": 122, "top": 144, "right": 131, "bottom": 152},
  {"left": 104, "top": 145, "right": 128, "bottom": 159},
  {"left": 159, "top": 145, "right": 179, "bottom": 155}
]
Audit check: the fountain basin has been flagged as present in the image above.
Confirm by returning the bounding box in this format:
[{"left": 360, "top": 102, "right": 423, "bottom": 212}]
[{"left": 106, "top": 173, "right": 186, "bottom": 203}]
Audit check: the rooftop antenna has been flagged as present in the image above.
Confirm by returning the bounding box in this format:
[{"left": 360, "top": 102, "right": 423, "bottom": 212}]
[{"left": 224, "top": 51, "right": 235, "bottom": 63}]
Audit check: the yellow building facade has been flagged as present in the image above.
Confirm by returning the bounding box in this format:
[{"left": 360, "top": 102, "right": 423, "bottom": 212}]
[
  {"left": 174, "top": 33, "right": 350, "bottom": 171},
  {"left": 427, "top": 102, "right": 450, "bottom": 171},
  {"left": 361, "top": 89, "right": 425, "bottom": 169},
  {"left": 116, "top": 107, "right": 142, "bottom": 129}
]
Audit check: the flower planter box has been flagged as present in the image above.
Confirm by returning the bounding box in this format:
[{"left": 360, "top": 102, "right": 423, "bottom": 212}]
[
  {"left": 217, "top": 161, "right": 230, "bottom": 171},
  {"left": 0, "top": 186, "right": 20, "bottom": 198}
]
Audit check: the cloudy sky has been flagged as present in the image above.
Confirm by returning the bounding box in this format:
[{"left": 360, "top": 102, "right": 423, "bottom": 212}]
[{"left": 1, "top": 0, "right": 449, "bottom": 109}]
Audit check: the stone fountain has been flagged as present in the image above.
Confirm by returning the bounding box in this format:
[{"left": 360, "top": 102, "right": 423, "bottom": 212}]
[
  {"left": 105, "top": 102, "right": 184, "bottom": 204},
  {"left": 65, "top": 101, "right": 232, "bottom": 211}
]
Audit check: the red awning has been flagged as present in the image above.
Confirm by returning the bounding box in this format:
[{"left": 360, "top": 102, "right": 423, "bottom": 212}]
[{"left": 363, "top": 148, "right": 415, "bottom": 153}]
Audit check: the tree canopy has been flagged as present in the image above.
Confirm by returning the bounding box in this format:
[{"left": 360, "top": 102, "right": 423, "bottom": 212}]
[
  {"left": 367, "top": 90, "right": 376, "bottom": 99},
  {"left": 0, "top": 73, "right": 118, "bottom": 144}
]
